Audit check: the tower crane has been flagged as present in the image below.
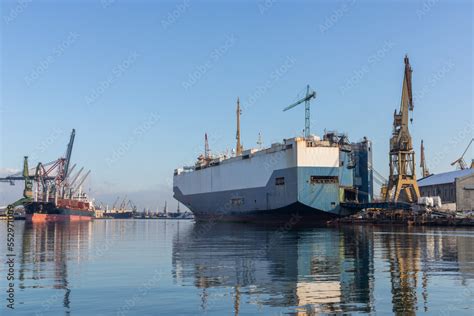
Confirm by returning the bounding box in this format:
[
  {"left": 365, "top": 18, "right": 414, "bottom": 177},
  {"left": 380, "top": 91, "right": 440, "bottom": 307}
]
[
  {"left": 385, "top": 55, "right": 420, "bottom": 203},
  {"left": 283, "top": 85, "right": 316, "bottom": 138},
  {"left": 451, "top": 138, "right": 473, "bottom": 170}
]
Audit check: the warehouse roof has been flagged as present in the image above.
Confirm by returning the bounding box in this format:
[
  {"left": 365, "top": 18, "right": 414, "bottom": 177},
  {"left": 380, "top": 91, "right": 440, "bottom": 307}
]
[{"left": 418, "top": 168, "right": 474, "bottom": 187}]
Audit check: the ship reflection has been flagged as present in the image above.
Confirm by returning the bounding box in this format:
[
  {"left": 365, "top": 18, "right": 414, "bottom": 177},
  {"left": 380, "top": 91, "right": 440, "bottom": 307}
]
[
  {"left": 18, "top": 221, "right": 91, "bottom": 312},
  {"left": 172, "top": 223, "right": 374, "bottom": 314},
  {"left": 172, "top": 223, "right": 474, "bottom": 315}
]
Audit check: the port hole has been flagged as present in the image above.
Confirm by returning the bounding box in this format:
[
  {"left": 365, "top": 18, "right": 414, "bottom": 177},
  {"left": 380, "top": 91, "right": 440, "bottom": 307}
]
[
  {"left": 275, "top": 177, "right": 285, "bottom": 185},
  {"left": 310, "top": 176, "right": 338, "bottom": 184}
]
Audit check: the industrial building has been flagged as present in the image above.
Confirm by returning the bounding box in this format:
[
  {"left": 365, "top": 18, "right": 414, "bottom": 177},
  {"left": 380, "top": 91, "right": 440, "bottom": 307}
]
[{"left": 418, "top": 169, "right": 474, "bottom": 211}]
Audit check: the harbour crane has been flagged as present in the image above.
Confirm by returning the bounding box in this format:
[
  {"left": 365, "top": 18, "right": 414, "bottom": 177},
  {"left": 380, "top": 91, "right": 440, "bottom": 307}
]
[
  {"left": 118, "top": 195, "right": 128, "bottom": 211},
  {"left": 283, "top": 85, "right": 316, "bottom": 138},
  {"left": 385, "top": 55, "right": 420, "bottom": 203},
  {"left": 69, "top": 169, "right": 90, "bottom": 197},
  {"left": 63, "top": 129, "right": 75, "bottom": 180},
  {"left": 420, "top": 140, "right": 430, "bottom": 178},
  {"left": 112, "top": 196, "right": 121, "bottom": 210},
  {"left": 127, "top": 200, "right": 137, "bottom": 212},
  {"left": 451, "top": 138, "right": 473, "bottom": 170}
]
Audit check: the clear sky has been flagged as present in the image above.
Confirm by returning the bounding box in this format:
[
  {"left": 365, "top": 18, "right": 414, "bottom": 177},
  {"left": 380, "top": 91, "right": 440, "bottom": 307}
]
[{"left": 0, "top": 0, "right": 472, "bottom": 208}]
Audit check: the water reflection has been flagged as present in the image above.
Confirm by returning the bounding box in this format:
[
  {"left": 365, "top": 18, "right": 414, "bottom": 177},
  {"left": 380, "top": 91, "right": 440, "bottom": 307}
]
[
  {"left": 172, "top": 223, "right": 474, "bottom": 314},
  {"left": 3, "top": 220, "right": 473, "bottom": 314},
  {"left": 17, "top": 221, "right": 91, "bottom": 312}
]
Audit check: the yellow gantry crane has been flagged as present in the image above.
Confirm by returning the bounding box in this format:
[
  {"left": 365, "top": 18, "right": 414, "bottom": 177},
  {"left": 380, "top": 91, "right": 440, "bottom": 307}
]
[{"left": 385, "top": 55, "right": 420, "bottom": 203}]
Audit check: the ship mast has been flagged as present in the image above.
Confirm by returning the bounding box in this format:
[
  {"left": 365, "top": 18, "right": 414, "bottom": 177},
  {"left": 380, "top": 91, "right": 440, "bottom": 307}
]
[
  {"left": 204, "top": 133, "right": 210, "bottom": 159},
  {"left": 236, "top": 97, "right": 242, "bottom": 156}
]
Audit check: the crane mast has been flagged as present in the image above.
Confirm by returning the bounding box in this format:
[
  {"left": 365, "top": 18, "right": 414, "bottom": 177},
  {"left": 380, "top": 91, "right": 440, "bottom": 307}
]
[
  {"left": 420, "top": 140, "right": 430, "bottom": 178},
  {"left": 283, "top": 85, "right": 316, "bottom": 138},
  {"left": 386, "top": 55, "right": 420, "bottom": 203}
]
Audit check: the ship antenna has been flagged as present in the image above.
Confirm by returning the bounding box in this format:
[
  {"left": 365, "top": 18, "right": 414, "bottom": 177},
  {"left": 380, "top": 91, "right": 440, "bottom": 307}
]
[
  {"left": 257, "top": 132, "right": 263, "bottom": 149},
  {"left": 236, "top": 97, "right": 242, "bottom": 156},
  {"left": 204, "top": 133, "right": 210, "bottom": 159}
]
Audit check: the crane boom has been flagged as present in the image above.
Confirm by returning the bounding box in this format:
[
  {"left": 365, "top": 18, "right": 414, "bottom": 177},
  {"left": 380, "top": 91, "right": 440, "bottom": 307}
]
[
  {"left": 63, "top": 129, "right": 75, "bottom": 180},
  {"left": 69, "top": 167, "right": 84, "bottom": 188},
  {"left": 420, "top": 140, "right": 430, "bottom": 178},
  {"left": 283, "top": 85, "right": 316, "bottom": 138},
  {"left": 451, "top": 138, "right": 474, "bottom": 169},
  {"left": 71, "top": 170, "right": 90, "bottom": 196}
]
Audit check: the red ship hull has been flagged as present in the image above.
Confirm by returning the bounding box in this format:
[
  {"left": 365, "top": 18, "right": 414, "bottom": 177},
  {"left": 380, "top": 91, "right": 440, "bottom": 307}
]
[{"left": 26, "top": 213, "right": 92, "bottom": 222}]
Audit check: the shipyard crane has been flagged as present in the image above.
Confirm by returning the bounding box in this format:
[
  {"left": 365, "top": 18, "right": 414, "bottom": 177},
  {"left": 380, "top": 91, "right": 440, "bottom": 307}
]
[
  {"left": 118, "top": 195, "right": 128, "bottom": 211},
  {"left": 112, "top": 196, "right": 121, "bottom": 210},
  {"left": 68, "top": 167, "right": 84, "bottom": 188},
  {"left": 385, "top": 55, "right": 420, "bottom": 203},
  {"left": 283, "top": 85, "right": 316, "bottom": 138},
  {"left": 63, "top": 129, "right": 75, "bottom": 180},
  {"left": 69, "top": 170, "right": 90, "bottom": 197},
  {"left": 420, "top": 140, "right": 430, "bottom": 178},
  {"left": 451, "top": 138, "right": 473, "bottom": 170},
  {"left": 127, "top": 200, "right": 137, "bottom": 212}
]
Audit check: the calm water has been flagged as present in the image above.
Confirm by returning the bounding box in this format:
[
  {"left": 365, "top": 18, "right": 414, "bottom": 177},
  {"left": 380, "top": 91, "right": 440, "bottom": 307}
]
[{"left": 1, "top": 220, "right": 474, "bottom": 315}]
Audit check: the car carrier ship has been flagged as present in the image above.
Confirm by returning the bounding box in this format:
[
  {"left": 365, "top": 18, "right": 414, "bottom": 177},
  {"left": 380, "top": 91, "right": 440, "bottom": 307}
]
[{"left": 174, "top": 93, "right": 373, "bottom": 222}]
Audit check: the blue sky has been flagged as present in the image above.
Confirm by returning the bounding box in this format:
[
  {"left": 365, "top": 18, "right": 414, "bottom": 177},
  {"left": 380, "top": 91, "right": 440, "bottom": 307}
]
[{"left": 0, "top": 0, "right": 472, "bottom": 208}]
